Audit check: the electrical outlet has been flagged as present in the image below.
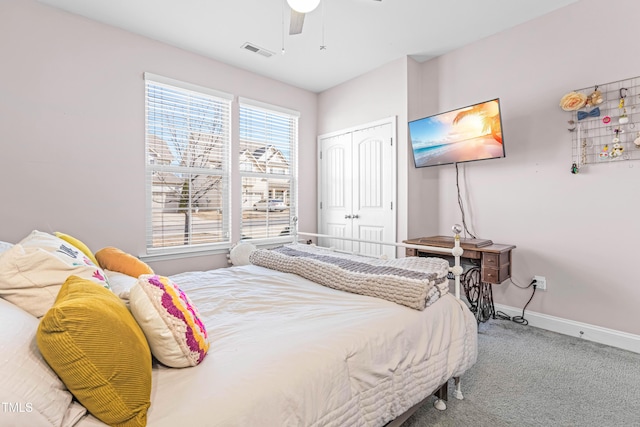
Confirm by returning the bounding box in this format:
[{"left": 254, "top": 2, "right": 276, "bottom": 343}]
[{"left": 533, "top": 275, "right": 546, "bottom": 290}]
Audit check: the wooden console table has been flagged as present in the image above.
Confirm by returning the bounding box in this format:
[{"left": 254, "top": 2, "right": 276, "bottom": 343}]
[{"left": 404, "top": 236, "right": 516, "bottom": 322}]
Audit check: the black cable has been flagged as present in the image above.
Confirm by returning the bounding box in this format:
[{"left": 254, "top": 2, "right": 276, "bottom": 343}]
[
  {"left": 495, "top": 279, "right": 537, "bottom": 325},
  {"left": 507, "top": 277, "right": 532, "bottom": 289},
  {"left": 455, "top": 163, "right": 477, "bottom": 239}
]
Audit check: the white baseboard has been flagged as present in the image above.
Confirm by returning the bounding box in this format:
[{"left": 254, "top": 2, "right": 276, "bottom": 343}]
[{"left": 493, "top": 303, "right": 640, "bottom": 354}]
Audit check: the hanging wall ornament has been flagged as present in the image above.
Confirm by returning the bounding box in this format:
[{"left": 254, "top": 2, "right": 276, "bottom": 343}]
[
  {"left": 599, "top": 144, "right": 609, "bottom": 159},
  {"left": 634, "top": 132, "right": 640, "bottom": 148},
  {"left": 618, "top": 88, "right": 629, "bottom": 124},
  {"left": 577, "top": 107, "right": 600, "bottom": 120},
  {"left": 559, "top": 91, "right": 587, "bottom": 111},
  {"left": 586, "top": 86, "right": 603, "bottom": 107},
  {"left": 619, "top": 109, "right": 629, "bottom": 124},
  {"left": 611, "top": 143, "right": 624, "bottom": 158},
  {"left": 612, "top": 128, "right": 621, "bottom": 144},
  {"left": 571, "top": 162, "right": 579, "bottom": 174},
  {"left": 618, "top": 108, "right": 629, "bottom": 125}
]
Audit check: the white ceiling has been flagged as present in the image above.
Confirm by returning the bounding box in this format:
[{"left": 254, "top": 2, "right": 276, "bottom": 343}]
[{"left": 37, "top": 0, "right": 577, "bottom": 93}]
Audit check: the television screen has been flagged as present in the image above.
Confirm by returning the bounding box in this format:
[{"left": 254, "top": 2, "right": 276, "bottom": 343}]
[{"left": 409, "top": 98, "right": 505, "bottom": 168}]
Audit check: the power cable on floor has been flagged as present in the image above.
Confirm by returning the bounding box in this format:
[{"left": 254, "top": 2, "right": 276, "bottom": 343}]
[{"left": 495, "top": 279, "right": 537, "bottom": 325}]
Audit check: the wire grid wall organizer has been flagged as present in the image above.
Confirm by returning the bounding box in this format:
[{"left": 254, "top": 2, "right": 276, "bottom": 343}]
[{"left": 570, "top": 75, "right": 640, "bottom": 169}]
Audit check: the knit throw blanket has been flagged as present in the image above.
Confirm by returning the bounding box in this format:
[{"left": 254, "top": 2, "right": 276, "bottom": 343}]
[{"left": 249, "top": 245, "right": 450, "bottom": 310}]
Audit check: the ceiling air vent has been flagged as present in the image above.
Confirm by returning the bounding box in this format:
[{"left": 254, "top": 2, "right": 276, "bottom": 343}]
[{"left": 241, "top": 42, "right": 274, "bottom": 58}]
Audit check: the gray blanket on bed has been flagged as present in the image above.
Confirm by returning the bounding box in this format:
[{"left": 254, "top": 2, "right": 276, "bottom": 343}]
[{"left": 249, "top": 245, "right": 450, "bottom": 310}]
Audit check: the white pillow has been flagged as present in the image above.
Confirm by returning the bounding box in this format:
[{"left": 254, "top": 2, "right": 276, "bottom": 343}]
[
  {"left": 0, "top": 297, "right": 87, "bottom": 426},
  {"left": 0, "top": 230, "right": 110, "bottom": 317},
  {"left": 104, "top": 270, "right": 139, "bottom": 304},
  {"left": 229, "top": 242, "right": 256, "bottom": 266},
  {"left": 0, "top": 240, "right": 13, "bottom": 254},
  {"left": 104, "top": 270, "right": 138, "bottom": 296}
]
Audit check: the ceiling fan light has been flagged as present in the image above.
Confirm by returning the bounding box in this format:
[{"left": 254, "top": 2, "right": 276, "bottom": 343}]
[{"left": 287, "top": 0, "right": 321, "bottom": 14}]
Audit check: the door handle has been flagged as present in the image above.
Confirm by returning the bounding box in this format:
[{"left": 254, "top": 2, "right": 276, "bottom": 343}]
[
  {"left": 352, "top": 214, "right": 359, "bottom": 219},
  {"left": 345, "top": 214, "right": 352, "bottom": 219}
]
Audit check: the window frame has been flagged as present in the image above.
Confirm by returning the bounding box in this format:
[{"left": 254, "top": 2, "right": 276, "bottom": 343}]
[
  {"left": 238, "top": 97, "right": 299, "bottom": 246},
  {"left": 143, "top": 73, "right": 233, "bottom": 260}
]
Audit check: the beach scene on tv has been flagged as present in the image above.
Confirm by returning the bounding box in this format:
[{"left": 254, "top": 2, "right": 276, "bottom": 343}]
[{"left": 409, "top": 99, "right": 504, "bottom": 167}]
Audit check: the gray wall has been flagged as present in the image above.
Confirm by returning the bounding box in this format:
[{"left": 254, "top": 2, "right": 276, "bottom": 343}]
[
  {"left": 416, "top": 0, "right": 640, "bottom": 335},
  {"left": 320, "top": 0, "right": 640, "bottom": 336},
  {"left": 0, "top": 0, "right": 317, "bottom": 275}
]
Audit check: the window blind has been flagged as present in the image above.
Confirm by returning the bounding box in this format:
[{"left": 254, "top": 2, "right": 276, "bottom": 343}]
[
  {"left": 238, "top": 100, "right": 298, "bottom": 242},
  {"left": 145, "top": 75, "right": 232, "bottom": 253}
]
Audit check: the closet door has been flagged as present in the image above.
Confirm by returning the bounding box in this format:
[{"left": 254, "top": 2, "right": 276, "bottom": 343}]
[
  {"left": 351, "top": 122, "right": 395, "bottom": 258},
  {"left": 318, "top": 132, "right": 353, "bottom": 253},
  {"left": 318, "top": 118, "right": 396, "bottom": 258}
]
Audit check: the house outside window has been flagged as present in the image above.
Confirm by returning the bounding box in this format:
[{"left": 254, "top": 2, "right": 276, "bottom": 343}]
[
  {"left": 144, "top": 73, "right": 232, "bottom": 255},
  {"left": 239, "top": 98, "right": 298, "bottom": 242}
]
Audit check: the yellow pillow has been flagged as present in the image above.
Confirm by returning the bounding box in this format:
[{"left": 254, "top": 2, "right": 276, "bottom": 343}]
[
  {"left": 54, "top": 232, "right": 100, "bottom": 267},
  {"left": 95, "top": 247, "right": 154, "bottom": 278},
  {"left": 37, "top": 276, "right": 152, "bottom": 427}
]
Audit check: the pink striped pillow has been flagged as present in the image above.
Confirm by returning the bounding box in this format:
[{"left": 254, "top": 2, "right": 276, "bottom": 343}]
[{"left": 129, "top": 275, "right": 209, "bottom": 368}]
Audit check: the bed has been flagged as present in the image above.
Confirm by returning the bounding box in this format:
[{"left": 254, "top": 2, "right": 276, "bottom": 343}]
[{"left": 0, "top": 228, "right": 477, "bottom": 427}]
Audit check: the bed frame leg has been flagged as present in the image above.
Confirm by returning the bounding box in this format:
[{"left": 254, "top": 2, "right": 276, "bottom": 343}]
[
  {"left": 453, "top": 377, "right": 464, "bottom": 400},
  {"left": 433, "top": 399, "right": 447, "bottom": 411},
  {"left": 433, "top": 380, "right": 448, "bottom": 411}
]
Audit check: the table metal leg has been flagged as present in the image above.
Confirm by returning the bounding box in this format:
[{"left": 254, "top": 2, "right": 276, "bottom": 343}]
[
  {"left": 461, "top": 265, "right": 495, "bottom": 323},
  {"left": 476, "top": 282, "right": 494, "bottom": 322},
  {"left": 462, "top": 266, "right": 480, "bottom": 313}
]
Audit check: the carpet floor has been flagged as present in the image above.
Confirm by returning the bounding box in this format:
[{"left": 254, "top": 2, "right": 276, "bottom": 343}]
[{"left": 402, "top": 319, "right": 640, "bottom": 427}]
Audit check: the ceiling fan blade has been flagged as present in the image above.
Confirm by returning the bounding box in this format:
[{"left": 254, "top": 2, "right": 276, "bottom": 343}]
[{"left": 289, "top": 10, "right": 305, "bottom": 35}]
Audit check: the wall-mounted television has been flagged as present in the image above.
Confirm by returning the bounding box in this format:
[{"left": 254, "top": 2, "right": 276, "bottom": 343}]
[{"left": 409, "top": 98, "right": 505, "bottom": 168}]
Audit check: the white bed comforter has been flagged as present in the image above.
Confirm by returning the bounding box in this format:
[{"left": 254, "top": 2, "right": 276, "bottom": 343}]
[{"left": 78, "top": 265, "right": 477, "bottom": 427}]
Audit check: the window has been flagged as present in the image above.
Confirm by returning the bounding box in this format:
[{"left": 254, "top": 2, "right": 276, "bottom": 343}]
[
  {"left": 239, "top": 98, "right": 298, "bottom": 242},
  {"left": 144, "top": 73, "right": 232, "bottom": 255}
]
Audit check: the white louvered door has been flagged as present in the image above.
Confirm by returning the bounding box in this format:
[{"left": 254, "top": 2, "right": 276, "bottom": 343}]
[{"left": 318, "top": 118, "right": 396, "bottom": 258}]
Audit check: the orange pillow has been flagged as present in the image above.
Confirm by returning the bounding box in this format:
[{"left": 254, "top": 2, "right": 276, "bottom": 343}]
[{"left": 95, "top": 247, "right": 154, "bottom": 278}]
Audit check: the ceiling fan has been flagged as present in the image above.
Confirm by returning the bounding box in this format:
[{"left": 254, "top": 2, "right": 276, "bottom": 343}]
[
  {"left": 287, "top": 0, "right": 320, "bottom": 35},
  {"left": 287, "top": 0, "right": 381, "bottom": 35}
]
